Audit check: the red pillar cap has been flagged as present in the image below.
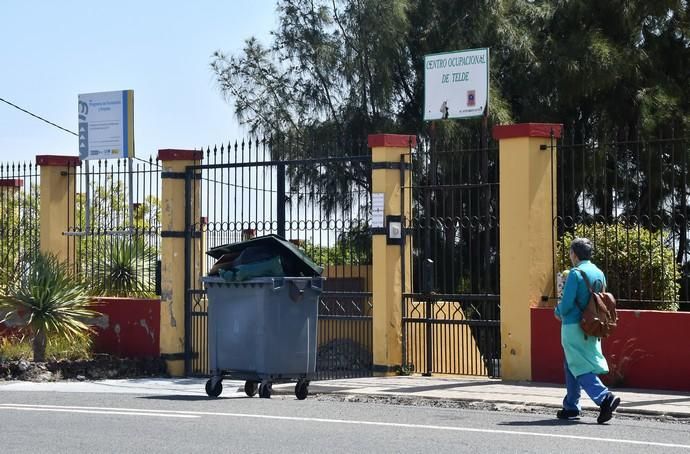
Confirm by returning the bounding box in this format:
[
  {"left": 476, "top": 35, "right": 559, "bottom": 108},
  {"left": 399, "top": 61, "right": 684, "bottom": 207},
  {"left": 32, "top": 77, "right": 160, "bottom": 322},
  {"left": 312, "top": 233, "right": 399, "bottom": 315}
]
[
  {"left": 157, "top": 149, "right": 203, "bottom": 161},
  {"left": 36, "top": 155, "right": 81, "bottom": 167},
  {"left": 492, "top": 123, "right": 563, "bottom": 140},
  {"left": 368, "top": 134, "right": 417, "bottom": 148},
  {"left": 0, "top": 179, "right": 24, "bottom": 188}
]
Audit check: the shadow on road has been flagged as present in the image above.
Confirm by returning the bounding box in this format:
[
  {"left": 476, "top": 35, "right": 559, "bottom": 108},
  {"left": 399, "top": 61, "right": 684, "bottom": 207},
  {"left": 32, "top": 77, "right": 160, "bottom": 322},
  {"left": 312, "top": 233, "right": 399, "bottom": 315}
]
[
  {"left": 137, "top": 395, "right": 233, "bottom": 401},
  {"left": 498, "top": 418, "right": 587, "bottom": 427}
]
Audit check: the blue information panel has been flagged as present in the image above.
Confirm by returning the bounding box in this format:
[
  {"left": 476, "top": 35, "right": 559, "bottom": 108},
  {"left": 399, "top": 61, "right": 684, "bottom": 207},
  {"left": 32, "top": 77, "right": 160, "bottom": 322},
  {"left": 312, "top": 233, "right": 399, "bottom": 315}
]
[{"left": 78, "top": 90, "right": 134, "bottom": 160}]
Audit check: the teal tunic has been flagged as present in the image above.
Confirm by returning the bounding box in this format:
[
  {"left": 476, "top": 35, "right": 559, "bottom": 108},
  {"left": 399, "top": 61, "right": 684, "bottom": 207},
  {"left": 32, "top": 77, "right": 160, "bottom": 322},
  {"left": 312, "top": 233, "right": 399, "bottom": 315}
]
[{"left": 555, "top": 260, "right": 609, "bottom": 377}]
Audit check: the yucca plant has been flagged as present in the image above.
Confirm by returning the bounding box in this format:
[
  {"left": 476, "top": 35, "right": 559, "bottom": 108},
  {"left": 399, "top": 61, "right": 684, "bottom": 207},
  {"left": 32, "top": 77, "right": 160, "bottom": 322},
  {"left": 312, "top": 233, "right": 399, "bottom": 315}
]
[
  {"left": 89, "top": 238, "right": 157, "bottom": 297},
  {"left": 0, "top": 252, "right": 100, "bottom": 362}
]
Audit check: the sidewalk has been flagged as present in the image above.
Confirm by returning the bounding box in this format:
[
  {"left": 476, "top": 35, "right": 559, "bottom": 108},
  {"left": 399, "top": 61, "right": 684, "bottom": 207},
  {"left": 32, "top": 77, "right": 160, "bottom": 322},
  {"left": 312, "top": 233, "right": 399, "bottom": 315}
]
[
  {"left": 302, "top": 376, "right": 690, "bottom": 419},
  {"left": 1, "top": 375, "right": 688, "bottom": 419}
]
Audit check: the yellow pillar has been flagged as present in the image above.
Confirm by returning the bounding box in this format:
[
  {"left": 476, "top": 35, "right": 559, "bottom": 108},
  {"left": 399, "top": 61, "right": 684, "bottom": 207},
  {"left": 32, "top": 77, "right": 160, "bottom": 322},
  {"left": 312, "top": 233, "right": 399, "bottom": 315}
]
[
  {"left": 494, "top": 123, "right": 561, "bottom": 381},
  {"left": 37, "top": 155, "right": 80, "bottom": 261},
  {"left": 369, "top": 134, "right": 414, "bottom": 375},
  {"left": 157, "top": 149, "right": 202, "bottom": 376}
]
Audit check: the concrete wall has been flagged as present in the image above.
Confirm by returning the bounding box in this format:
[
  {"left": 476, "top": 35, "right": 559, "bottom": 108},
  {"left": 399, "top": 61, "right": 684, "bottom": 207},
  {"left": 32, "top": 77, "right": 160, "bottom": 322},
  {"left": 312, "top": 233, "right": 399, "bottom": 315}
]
[
  {"left": 1, "top": 298, "right": 161, "bottom": 359},
  {"left": 494, "top": 124, "right": 561, "bottom": 380},
  {"left": 91, "top": 297, "right": 161, "bottom": 358},
  {"left": 531, "top": 307, "right": 690, "bottom": 392}
]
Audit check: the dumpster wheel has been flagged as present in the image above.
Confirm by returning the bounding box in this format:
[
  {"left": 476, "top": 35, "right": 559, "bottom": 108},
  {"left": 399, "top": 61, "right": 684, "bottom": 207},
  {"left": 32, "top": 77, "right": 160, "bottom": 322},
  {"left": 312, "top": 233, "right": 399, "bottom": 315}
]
[
  {"left": 259, "top": 382, "right": 272, "bottom": 399},
  {"left": 205, "top": 378, "right": 223, "bottom": 398},
  {"left": 295, "top": 379, "right": 309, "bottom": 400},
  {"left": 244, "top": 381, "right": 259, "bottom": 397}
]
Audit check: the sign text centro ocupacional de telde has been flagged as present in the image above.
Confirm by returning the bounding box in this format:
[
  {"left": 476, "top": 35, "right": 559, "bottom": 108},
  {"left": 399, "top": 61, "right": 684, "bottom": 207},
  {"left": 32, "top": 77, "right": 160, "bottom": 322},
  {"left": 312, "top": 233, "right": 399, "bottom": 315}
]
[{"left": 424, "top": 48, "right": 489, "bottom": 121}]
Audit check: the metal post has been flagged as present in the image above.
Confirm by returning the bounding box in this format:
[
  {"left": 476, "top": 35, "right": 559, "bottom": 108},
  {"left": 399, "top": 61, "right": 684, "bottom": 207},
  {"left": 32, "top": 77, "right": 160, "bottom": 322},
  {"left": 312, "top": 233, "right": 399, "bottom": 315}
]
[
  {"left": 277, "top": 163, "right": 286, "bottom": 238},
  {"left": 424, "top": 132, "right": 437, "bottom": 376},
  {"left": 481, "top": 113, "right": 490, "bottom": 293},
  {"left": 400, "top": 151, "right": 408, "bottom": 371},
  {"left": 84, "top": 160, "right": 91, "bottom": 233},
  {"left": 128, "top": 156, "right": 135, "bottom": 229},
  {"left": 183, "top": 166, "right": 193, "bottom": 376}
]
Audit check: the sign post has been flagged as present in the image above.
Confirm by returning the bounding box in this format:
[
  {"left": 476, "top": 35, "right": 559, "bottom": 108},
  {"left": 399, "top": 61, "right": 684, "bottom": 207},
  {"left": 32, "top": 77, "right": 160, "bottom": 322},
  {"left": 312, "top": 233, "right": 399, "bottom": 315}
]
[
  {"left": 421, "top": 50, "right": 491, "bottom": 369},
  {"left": 77, "top": 90, "right": 135, "bottom": 231}
]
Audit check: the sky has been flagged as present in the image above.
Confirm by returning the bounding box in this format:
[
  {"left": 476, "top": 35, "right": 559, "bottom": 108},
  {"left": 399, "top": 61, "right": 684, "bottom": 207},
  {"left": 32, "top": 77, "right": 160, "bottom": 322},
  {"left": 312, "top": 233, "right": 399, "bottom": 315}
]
[{"left": 0, "top": 0, "right": 278, "bottom": 163}]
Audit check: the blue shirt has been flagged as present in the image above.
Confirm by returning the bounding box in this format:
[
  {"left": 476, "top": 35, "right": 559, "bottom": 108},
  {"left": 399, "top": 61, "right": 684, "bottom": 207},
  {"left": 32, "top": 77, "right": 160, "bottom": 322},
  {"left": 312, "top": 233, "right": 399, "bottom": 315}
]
[{"left": 555, "top": 260, "right": 607, "bottom": 325}]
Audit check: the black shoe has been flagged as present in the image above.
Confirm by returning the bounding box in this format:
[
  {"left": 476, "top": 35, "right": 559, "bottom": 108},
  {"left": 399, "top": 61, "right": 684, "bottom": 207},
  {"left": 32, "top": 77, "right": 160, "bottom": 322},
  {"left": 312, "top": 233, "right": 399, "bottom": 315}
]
[
  {"left": 556, "top": 409, "right": 580, "bottom": 419},
  {"left": 597, "top": 393, "right": 621, "bottom": 424}
]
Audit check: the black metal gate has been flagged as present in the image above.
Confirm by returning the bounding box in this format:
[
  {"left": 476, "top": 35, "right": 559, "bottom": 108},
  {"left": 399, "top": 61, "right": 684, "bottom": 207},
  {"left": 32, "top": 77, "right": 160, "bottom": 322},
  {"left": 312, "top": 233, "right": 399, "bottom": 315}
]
[
  {"left": 402, "top": 134, "right": 501, "bottom": 377},
  {"left": 183, "top": 138, "right": 373, "bottom": 379}
]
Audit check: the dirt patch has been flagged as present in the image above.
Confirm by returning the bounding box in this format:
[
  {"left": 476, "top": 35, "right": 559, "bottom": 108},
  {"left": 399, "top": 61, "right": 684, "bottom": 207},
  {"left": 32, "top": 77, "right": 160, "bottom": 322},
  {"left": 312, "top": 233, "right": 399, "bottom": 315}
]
[{"left": 0, "top": 355, "right": 167, "bottom": 382}]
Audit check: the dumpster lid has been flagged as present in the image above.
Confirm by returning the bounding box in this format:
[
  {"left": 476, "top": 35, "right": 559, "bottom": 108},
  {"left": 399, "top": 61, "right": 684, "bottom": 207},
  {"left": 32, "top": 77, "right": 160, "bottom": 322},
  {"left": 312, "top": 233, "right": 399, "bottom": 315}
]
[{"left": 206, "top": 234, "right": 323, "bottom": 276}]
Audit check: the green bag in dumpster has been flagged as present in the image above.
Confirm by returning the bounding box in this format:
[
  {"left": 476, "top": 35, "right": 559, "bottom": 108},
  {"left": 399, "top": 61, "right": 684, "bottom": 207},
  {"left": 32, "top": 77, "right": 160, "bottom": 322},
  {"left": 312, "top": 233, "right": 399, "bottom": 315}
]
[
  {"left": 207, "top": 234, "right": 323, "bottom": 277},
  {"left": 220, "top": 256, "right": 284, "bottom": 282}
]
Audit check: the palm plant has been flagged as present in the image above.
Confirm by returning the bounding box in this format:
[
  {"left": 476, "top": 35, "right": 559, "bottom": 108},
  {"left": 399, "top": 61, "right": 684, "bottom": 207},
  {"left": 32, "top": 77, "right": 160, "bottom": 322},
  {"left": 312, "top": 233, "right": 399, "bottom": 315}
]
[
  {"left": 0, "top": 252, "right": 99, "bottom": 362},
  {"left": 89, "top": 238, "right": 157, "bottom": 297}
]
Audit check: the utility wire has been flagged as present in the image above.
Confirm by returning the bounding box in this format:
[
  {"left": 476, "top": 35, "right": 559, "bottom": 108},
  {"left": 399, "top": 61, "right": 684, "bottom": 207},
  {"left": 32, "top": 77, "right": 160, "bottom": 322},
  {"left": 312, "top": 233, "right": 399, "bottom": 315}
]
[
  {"left": 0, "top": 95, "right": 158, "bottom": 167},
  {"left": 0, "top": 96, "right": 78, "bottom": 137}
]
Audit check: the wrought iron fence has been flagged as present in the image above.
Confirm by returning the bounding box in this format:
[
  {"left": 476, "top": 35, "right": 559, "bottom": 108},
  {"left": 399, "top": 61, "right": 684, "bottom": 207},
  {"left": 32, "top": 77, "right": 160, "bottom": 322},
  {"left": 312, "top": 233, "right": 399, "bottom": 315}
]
[
  {"left": 403, "top": 132, "right": 501, "bottom": 377},
  {"left": 553, "top": 130, "right": 689, "bottom": 311},
  {"left": 186, "top": 137, "right": 373, "bottom": 379},
  {"left": 65, "top": 157, "right": 161, "bottom": 297},
  {"left": 0, "top": 161, "right": 40, "bottom": 295}
]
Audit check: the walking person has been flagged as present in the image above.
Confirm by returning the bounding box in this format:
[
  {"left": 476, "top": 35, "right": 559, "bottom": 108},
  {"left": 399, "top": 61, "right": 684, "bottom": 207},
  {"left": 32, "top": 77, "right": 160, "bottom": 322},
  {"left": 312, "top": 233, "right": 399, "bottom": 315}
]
[{"left": 554, "top": 237, "right": 621, "bottom": 423}]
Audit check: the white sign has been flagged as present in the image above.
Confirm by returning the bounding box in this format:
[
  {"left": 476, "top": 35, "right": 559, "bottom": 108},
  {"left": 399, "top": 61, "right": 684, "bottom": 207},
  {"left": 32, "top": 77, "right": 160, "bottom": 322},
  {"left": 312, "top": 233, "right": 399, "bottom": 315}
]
[
  {"left": 78, "top": 90, "right": 134, "bottom": 160},
  {"left": 424, "top": 48, "right": 489, "bottom": 121},
  {"left": 371, "top": 193, "right": 385, "bottom": 228}
]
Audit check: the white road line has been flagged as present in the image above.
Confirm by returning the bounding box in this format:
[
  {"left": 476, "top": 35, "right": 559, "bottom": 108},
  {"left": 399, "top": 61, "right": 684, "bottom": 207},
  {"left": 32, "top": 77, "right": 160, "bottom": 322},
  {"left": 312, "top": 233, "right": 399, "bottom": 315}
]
[
  {"left": 1, "top": 404, "right": 688, "bottom": 449},
  {"left": 0, "top": 405, "right": 198, "bottom": 419},
  {"left": 2, "top": 403, "right": 205, "bottom": 414}
]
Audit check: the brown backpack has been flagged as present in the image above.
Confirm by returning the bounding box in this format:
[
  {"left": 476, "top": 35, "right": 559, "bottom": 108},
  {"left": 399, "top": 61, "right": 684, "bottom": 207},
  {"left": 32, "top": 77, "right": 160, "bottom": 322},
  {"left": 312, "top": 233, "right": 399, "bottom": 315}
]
[{"left": 574, "top": 269, "right": 618, "bottom": 338}]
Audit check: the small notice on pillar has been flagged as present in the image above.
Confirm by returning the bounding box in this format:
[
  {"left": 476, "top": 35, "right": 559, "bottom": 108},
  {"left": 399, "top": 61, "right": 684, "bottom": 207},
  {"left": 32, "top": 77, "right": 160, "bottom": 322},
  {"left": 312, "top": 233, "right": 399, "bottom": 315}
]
[{"left": 371, "top": 193, "right": 385, "bottom": 228}]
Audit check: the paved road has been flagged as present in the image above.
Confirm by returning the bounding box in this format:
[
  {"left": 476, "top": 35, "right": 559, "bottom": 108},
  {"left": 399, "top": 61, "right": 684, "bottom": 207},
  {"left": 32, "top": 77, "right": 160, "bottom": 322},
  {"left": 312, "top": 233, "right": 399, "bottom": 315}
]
[{"left": 1, "top": 388, "right": 689, "bottom": 453}]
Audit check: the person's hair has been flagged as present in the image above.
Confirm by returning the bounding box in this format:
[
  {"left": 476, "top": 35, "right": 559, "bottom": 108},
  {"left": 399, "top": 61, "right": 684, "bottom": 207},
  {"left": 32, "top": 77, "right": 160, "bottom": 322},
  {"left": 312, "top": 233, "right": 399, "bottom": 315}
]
[{"left": 570, "top": 237, "right": 593, "bottom": 261}]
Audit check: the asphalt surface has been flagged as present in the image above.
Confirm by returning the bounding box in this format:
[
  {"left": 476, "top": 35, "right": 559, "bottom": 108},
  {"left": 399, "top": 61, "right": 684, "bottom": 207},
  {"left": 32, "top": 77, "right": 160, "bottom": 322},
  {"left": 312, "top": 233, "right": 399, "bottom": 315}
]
[{"left": 2, "top": 388, "right": 689, "bottom": 453}]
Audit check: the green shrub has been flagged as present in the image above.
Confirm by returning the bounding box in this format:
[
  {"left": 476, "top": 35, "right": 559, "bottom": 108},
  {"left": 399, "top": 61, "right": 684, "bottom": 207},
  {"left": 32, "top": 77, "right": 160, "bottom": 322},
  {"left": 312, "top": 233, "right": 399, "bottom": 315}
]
[
  {"left": 88, "top": 238, "right": 157, "bottom": 297},
  {"left": 558, "top": 223, "right": 680, "bottom": 311},
  {"left": 0, "top": 252, "right": 100, "bottom": 361}
]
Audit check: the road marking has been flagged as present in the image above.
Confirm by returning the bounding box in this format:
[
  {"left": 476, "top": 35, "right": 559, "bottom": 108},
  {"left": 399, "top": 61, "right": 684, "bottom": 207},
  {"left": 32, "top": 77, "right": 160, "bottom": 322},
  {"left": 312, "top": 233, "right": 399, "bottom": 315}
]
[
  {"left": 1, "top": 404, "right": 688, "bottom": 449},
  {"left": 0, "top": 405, "right": 198, "bottom": 419}
]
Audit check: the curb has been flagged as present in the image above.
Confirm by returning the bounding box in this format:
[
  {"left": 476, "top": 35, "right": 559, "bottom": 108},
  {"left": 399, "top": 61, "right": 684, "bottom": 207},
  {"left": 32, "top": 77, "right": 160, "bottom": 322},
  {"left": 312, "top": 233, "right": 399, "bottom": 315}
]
[{"left": 267, "top": 386, "right": 690, "bottom": 421}]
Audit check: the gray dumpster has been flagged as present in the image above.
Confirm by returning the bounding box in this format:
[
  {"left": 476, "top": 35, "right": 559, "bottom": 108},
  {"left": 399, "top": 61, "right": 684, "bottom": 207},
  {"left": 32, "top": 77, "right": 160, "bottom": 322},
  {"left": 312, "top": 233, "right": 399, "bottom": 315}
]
[{"left": 202, "top": 235, "right": 323, "bottom": 400}]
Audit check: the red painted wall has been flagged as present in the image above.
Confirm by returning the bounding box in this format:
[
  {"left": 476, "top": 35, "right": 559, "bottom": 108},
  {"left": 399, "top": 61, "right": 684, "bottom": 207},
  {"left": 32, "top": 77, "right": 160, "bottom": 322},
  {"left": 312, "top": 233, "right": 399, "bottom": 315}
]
[
  {"left": 0, "top": 310, "right": 25, "bottom": 338},
  {"left": 91, "top": 297, "right": 160, "bottom": 358},
  {"left": 531, "top": 307, "right": 690, "bottom": 391},
  {"left": 0, "top": 324, "right": 20, "bottom": 338}
]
